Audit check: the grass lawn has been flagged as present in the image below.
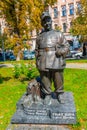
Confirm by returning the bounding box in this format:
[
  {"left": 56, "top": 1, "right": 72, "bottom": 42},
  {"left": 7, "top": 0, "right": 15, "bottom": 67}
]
[
  {"left": 0, "top": 67, "right": 29, "bottom": 130},
  {"left": 64, "top": 68, "right": 87, "bottom": 130},
  {"left": 0, "top": 61, "right": 87, "bottom": 130},
  {"left": 66, "top": 59, "right": 87, "bottom": 63}
]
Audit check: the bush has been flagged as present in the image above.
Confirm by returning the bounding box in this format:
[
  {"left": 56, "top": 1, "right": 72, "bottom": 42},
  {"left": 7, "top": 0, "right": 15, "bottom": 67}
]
[
  {"left": 14, "top": 64, "right": 21, "bottom": 78},
  {"left": 27, "top": 64, "right": 39, "bottom": 79},
  {"left": 13, "top": 63, "right": 39, "bottom": 80},
  {"left": 0, "top": 74, "right": 3, "bottom": 83},
  {"left": 20, "top": 63, "right": 28, "bottom": 75}
]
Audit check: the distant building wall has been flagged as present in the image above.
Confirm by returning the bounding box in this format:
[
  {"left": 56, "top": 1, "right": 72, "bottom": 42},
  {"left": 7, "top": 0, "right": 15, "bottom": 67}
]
[{"left": 49, "top": 0, "right": 80, "bottom": 34}]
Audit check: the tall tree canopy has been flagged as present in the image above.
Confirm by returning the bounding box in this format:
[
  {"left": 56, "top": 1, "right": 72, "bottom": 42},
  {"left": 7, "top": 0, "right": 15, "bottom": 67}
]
[
  {"left": 70, "top": 0, "right": 87, "bottom": 42},
  {"left": 0, "top": 0, "right": 57, "bottom": 59}
]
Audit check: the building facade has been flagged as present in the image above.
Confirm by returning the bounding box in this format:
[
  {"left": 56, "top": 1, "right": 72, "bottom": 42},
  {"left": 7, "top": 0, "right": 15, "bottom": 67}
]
[
  {"left": 49, "top": 0, "right": 80, "bottom": 34},
  {"left": 48, "top": 0, "right": 81, "bottom": 50}
]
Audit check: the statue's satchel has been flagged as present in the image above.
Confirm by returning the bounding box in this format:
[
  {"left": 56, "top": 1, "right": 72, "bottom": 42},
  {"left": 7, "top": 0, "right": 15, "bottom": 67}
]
[{"left": 52, "top": 44, "right": 64, "bottom": 68}]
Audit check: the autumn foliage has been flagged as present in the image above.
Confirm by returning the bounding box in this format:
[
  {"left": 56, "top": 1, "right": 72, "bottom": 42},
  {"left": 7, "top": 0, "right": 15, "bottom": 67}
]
[{"left": 0, "top": 0, "right": 57, "bottom": 60}]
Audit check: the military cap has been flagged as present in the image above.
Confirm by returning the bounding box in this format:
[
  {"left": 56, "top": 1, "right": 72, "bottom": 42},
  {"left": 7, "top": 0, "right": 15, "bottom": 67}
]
[{"left": 41, "top": 11, "right": 51, "bottom": 20}]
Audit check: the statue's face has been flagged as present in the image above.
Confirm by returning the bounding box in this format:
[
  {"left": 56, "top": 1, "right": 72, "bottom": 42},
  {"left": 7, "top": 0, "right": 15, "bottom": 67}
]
[{"left": 42, "top": 17, "right": 52, "bottom": 31}]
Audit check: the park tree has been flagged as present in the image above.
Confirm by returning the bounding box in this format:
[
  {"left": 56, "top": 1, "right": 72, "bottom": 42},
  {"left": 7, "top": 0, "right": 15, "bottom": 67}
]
[
  {"left": 70, "top": 0, "right": 87, "bottom": 42},
  {"left": 0, "top": 0, "right": 57, "bottom": 60}
]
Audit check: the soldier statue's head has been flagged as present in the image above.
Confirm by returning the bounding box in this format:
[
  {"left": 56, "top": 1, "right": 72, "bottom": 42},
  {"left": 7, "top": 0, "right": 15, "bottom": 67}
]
[{"left": 41, "top": 12, "right": 52, "bottom": 31}]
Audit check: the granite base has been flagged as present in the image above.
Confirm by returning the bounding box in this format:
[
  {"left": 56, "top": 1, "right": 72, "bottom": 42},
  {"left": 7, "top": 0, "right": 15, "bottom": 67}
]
[{"left": 11, "top": 92, "right": 76, "bottom": 124}]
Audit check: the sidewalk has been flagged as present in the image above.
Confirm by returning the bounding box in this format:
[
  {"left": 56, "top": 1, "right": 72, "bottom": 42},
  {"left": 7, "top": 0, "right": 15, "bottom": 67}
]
[
  {"left": 66, "top": 63, "right": 87, "bottom": 70},
  {"left": 0, "top": 64, "right": 14, "bottom": 68}
]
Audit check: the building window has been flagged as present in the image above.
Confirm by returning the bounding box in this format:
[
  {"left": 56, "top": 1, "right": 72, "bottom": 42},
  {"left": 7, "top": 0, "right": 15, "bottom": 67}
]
[
  {"left": 63, "top": 23, "right": 67, "bottom": 32},
  {"left": 77, "top": 3, "right": 81, "bottom": 13},
  {"left": 54, "top": 7, "right": 58, "bottom": 18},
  {"left": 62, "top": 5, "right": 66, "bottom": 16},
  {"left": 69, "top": 4, "right": 74, "bottom": 15}
]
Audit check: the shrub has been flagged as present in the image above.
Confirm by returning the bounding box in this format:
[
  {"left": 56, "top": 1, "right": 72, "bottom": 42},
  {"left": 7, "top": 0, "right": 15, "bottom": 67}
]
[
  {"left": 13, "top": 64, "right": 21, "bottom": 78},
  {"left": 20, "top": 63, "right": 28, "bottom": 75},
  {"left": 13, "top": 63, "right": 39, "bottom": 80},
  {"left": 0, "top": 74, "right": 3, "bottom": 83},
  {"left": 27, "top": 64, "right": 39, "bottom": 80}
]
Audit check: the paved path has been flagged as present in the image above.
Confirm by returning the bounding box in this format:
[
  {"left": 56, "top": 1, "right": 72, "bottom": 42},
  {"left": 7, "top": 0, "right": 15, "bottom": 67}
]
[
  {"left": 66, "top": 63, "right": 87, "bottom": 70},
  {"left": 0, "top": 63, "right": 87, "bottom": 69},
  {"left": 0, "top": 63, "right": 14, "bottom": 68}
]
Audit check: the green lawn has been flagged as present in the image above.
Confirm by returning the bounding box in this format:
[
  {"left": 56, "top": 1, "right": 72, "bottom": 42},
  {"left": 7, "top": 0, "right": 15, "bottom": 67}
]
[
  {"left": 64, "top": 68, "right": 87, "bottom": 130},
  {"left": 0, "top": 67, "right": 28, "bottom": 129},
  {"left": 0, "top": 61, "right": 87, "bottom": 130},
  {"left": 66, "top": 59, "right": 87, "bottom": 63}
]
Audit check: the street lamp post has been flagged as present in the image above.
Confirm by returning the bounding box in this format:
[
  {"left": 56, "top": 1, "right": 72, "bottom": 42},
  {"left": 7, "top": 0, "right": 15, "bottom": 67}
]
[{"left": 0, "top": 23, "right": 5, "bottom": 61}]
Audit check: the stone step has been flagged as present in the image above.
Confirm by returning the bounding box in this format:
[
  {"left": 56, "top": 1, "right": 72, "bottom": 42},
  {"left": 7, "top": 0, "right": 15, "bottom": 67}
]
[{"left": 6, "top": 124, "right": 70, "bottom": 130}]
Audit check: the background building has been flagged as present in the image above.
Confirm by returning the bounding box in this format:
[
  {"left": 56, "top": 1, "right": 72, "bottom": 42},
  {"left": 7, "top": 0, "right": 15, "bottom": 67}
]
[
  {"left": 48, "top": 0, "right": 81, "bottom": 50},
  {"left": 49, "top": 0, "right": 80, "bottom": 33}
]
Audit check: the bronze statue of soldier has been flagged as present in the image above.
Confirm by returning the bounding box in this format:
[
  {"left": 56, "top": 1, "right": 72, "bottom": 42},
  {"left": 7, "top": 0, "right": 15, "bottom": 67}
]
[{"left": 35, "top": 12, "right": 70, "bottom": 102}]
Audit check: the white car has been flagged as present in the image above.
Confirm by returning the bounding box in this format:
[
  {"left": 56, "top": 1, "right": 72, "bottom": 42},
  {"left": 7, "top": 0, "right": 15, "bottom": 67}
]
[{"left": 74, "top": 51, "right": 83, "bottom": 59}]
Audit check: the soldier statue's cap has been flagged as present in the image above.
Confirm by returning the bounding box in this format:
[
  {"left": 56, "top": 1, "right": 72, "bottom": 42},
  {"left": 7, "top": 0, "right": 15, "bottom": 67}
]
[{"left": 41, "top": 11, "right": 51, "bottom": 20}]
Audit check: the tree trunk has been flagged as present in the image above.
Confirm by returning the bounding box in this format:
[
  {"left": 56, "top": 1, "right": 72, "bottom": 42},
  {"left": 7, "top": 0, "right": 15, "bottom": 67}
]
[{"left": 16, "top": 51, "right": 21, "bottom": 61}]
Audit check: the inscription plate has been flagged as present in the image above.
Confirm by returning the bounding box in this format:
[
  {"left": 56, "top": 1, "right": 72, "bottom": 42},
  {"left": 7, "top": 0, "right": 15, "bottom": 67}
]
[
  {"left": 52, "top": 112, "right": 75, "bottom": 120},
  {"left": 24, "top": 109, "right": 48, "bottom": 116}
]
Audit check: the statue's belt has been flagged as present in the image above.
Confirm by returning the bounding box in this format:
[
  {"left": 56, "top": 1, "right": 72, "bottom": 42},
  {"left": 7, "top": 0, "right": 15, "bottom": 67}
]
[{"left": 38, "top": 47, "right": 56, "bottom": 52}]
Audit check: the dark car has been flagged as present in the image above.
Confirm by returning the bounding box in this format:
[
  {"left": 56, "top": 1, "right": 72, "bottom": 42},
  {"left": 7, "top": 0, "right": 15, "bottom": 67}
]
[
  {"left": 5, "top": 52, "right": 16, "bottom": 61},
  {"left": 0, "top": 52, "right": 3, "bottom": 61},
  {"left": 0, "top": 51, "right": 16, "bottom": 61},
  {"left": 23, "top": 51, "right": 35, "bottom": 60}
]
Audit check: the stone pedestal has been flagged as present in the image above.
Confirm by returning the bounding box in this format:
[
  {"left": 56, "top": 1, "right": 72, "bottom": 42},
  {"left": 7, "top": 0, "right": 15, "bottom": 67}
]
[
  {"left": 6, "top": 92, "right": 76, "bottom": 130},
  {"left": 11, "top": 92, "right": 76, "bottom": 124}
]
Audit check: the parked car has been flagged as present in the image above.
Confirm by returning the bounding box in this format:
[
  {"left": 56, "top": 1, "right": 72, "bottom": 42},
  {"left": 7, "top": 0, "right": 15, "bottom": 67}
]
[
  {"left": 0, "top": 51, "right": 16, "bottom": 61},
  {"left": 66, "top": 50, "right": 78, "bottom": 59},
  {"left": 0, "top": 52, "right": 3, "bottom": 61},
  {"left": 9, "top": 54, "right": 16, "bottom": 60},
  {"left": 74, "top": 51, "right": 83, "bottom": 59},
  {"left": 5, "top": 52, "right": 16, "bottom": 61},
  {"left": 23, "top": 51, "right": 35, "bottom": 60}
]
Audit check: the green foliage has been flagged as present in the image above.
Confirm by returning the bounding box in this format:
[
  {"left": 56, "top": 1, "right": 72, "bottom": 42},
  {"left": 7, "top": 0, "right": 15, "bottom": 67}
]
[
  {"left": 20, "top": 63, "right": 28, "bottom": 75},
  {"left": 14, "top": 64, "right": 21, "bottom": 78},
  {"left": 13, "top": 63, "right": 39, "bottom": 79},
  {"left": 0, "top": 74, "right": 3, "bottom": 83},
  {"left": 27, "top": 64, "right": 39, "bottom": 79}
]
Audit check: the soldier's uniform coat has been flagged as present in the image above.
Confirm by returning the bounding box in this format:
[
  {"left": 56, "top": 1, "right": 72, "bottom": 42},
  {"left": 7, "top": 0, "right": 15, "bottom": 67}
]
[{"left": 35, "top": 30, "right": 69, "bottom": 71}]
